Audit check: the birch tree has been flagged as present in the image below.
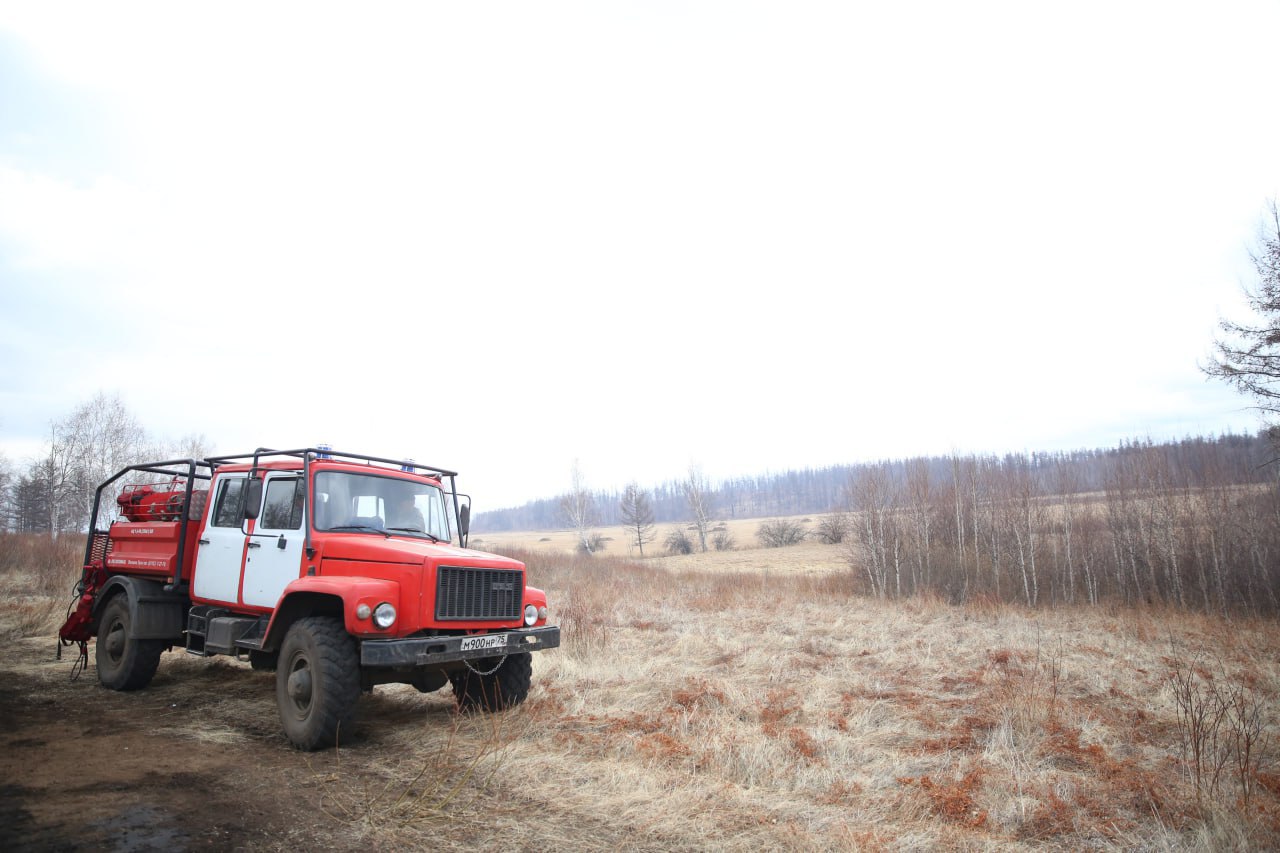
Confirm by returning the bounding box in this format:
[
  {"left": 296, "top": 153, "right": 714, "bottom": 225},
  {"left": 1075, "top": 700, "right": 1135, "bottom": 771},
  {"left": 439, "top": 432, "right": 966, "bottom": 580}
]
[
  {"left": 683, "top": 464, "right": 715, "bottom": 553},
  {"left": 850, "top": 464, "right": 900, "bottom": 598},
  {"left": 559, "top": 460, "right": 598, "bottom": 555},
  {"left": 619, "top": 482, "right": 656, "bottom": 557}
]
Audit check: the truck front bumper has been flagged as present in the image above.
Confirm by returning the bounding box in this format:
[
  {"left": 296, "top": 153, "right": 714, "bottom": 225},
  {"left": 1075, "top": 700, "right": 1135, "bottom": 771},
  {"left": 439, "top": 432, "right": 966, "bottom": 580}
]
[{"left": 360, "top": 625, "right": 561, "bottom": 668}]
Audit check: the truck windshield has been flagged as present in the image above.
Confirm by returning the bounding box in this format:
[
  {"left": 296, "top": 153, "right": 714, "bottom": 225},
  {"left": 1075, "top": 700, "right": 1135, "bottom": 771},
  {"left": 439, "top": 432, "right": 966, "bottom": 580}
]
[{"left": 313, "top": 471, "right": 452, "bottom": 542}]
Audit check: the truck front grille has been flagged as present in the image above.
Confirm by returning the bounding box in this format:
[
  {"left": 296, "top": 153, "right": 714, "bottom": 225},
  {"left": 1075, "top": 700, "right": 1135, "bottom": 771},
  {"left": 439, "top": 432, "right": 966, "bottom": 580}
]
[{"left": 435, "top": 567, "right": 523, "bottom": 621}]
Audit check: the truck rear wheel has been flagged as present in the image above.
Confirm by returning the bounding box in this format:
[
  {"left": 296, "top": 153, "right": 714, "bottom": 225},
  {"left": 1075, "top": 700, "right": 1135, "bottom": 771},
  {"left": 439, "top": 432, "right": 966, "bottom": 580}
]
[
  {"left": 450, "top": 653, "right": 532, "bottom": 712},
  {"left": 276, "top": 617, "right": 361, "bottom": 750},
  {"left": 95, "top": 596, "right": 164, "bottom": 691}
]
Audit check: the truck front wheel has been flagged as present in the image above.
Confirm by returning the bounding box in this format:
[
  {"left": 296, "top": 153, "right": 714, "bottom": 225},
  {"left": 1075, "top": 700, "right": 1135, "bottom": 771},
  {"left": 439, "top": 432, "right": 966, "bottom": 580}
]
[
  {"left": 450, "top": 653, "right": 532, "bottom": 712},
  {"left": 276, "top": 617, "right": 361, "bottom": 750},
  {"left": 95, "top": 596, "right": 164, "bottom": 691}
]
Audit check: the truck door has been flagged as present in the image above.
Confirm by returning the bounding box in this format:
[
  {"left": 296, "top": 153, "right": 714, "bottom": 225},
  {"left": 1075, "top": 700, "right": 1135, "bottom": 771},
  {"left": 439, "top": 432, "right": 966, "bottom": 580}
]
[
  {"left": 241, "top": 473, "right": 306, "bottom": 608},
  {"left": 192, "top": 473, "right": 248, "bottom": 603}
]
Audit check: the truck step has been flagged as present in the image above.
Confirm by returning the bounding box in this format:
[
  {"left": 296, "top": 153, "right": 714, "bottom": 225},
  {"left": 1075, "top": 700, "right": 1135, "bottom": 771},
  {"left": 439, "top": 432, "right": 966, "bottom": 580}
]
[
  {"left": 205, "top": 616, "right": 268, "bottom": 655},
  {"left": 186, "top": 605, "right": 229, "bottom": 639}
]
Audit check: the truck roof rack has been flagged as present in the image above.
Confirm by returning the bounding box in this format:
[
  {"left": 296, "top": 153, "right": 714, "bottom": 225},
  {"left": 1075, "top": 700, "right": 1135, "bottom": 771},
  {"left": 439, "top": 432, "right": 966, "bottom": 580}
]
[{"left": 205, "top": 447, "right": 458, "bottom": 479}]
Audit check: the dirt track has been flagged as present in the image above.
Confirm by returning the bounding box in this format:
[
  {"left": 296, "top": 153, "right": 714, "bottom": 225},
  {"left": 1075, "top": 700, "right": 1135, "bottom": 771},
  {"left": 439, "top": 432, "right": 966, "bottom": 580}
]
[{"left": 1, "top": 638, "right": 339, "bottom": 851}]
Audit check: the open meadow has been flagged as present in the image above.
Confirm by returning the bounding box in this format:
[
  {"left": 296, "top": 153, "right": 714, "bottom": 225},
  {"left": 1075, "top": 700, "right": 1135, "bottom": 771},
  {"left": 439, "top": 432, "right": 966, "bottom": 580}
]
[{"left": 3, "top": 529, "right": 1280, "bottom": 850}]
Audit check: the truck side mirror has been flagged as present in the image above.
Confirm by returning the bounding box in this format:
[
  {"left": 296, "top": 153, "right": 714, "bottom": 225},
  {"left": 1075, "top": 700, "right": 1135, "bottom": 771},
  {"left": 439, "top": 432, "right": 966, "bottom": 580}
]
[
  {"left": 459, "top": 504, "right": 470, "bottom": 537},
  {"left": 243, "top": 477, "right": 263, "bottom": 520}
]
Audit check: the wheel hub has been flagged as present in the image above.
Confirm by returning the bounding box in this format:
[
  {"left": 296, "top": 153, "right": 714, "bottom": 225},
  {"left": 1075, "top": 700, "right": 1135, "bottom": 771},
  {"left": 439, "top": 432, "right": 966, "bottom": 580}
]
[
  {"left": 288, "top": 666, "right": 312, "bottom": 705},
  {"left": 105, "top": 627, "right": 125, "bottom": 659}
]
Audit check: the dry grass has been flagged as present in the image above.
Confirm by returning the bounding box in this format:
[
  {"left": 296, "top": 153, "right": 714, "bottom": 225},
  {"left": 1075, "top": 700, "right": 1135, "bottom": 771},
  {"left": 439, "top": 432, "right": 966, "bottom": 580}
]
[
  {"left": 472, "top": 515, "right": 851, "bottom": 581},
  {"left": 0, "top": 532, "right": 82, "bottom": 598},
  {"left": 5, "top": 533, "right": 1280, "bottom": 849},
  {"left": 0, "top": 534, "right": 84, "bottom": 640}
]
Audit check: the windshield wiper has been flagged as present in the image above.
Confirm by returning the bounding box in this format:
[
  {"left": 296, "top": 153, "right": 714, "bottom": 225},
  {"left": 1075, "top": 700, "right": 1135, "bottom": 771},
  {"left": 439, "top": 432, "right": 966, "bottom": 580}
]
[
  {"left": 328, "top": 524, "right": 391, "bottom": 538},
  {"left": 387, "top": 527, "right": 441, "bottom": 543}
]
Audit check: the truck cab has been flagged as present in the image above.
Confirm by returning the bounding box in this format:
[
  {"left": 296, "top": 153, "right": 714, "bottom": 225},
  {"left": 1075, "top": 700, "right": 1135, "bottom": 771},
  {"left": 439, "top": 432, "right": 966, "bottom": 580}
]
[{"left": 60, "top": 447, "right": 559, "bottom": 750}]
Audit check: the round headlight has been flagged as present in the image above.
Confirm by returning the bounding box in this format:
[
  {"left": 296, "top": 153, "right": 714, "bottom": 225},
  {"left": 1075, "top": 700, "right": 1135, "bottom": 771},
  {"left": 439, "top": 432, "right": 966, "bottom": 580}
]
[
  {"left": 524, "top": 604, "right": 538, "bottom": 626},
  {"left": 538, "top": 606, "right": 548, "bottom": 621},
  {"left": 355, "top": 603, "right": 371, "bottom": 620},
  {"left": 373, "top": 602, "right": 397, "bottom": 629}
]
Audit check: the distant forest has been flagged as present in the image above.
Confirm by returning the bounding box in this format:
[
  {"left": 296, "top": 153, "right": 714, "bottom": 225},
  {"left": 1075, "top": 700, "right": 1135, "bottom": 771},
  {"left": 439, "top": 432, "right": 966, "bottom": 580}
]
[
  {"left": 473, "top": 432, "right": 1276, "bottom": 533},
  {"left": 477, "top": 431, "right": 1280, "bottom": 615}
]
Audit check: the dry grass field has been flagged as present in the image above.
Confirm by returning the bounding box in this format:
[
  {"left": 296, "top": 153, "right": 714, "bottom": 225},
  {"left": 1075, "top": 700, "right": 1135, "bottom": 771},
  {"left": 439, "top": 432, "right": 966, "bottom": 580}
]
[
  {"left": 471, "top": 514, "right": 850, "bottom": 573},
  {"left": 4, "top": 531, "right": 1280, "bottom": 850}
]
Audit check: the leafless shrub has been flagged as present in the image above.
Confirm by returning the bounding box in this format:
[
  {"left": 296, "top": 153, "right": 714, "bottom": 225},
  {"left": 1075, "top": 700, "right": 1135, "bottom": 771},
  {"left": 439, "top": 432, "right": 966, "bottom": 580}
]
[
  {"left": 712, "top": 530, "right": 736, "bottom": 551},
  {"left": 756, "top": 519, "right": 807, "bottom": 548},
  {"left": 577, "top": 533, "right": 607, "bottom": 555},
  {"left": 1166, "top": 646, "right": 1273, "bottom": 808},
  {"left": 1223, "top": 680, "right": 1270, "bottom": 808},
  {"left": 556, "top": 583, "right": 612, "bottom": 658},
  {"left": 665, "top": 527, "right": 694, "bottom": 556},
  {"left": 813, "top": 513, "right": 851, "bottom": 544}
]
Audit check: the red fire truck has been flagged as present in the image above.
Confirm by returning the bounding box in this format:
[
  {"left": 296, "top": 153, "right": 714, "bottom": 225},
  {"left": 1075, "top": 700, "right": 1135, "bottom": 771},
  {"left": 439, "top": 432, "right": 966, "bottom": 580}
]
[{"left": 59, "top": 447, "right": 559, "bottom": 750}]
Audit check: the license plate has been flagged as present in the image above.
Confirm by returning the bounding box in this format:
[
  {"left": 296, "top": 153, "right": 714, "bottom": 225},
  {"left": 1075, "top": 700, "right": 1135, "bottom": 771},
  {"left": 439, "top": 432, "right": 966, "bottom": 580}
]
[{"left": 460, "top": 634, "right": 507, "bottom": 652}]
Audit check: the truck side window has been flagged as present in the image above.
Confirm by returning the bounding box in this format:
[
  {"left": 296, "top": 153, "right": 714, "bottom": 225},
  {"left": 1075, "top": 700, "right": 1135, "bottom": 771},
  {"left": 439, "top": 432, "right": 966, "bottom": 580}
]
[
  {"left": 211, "top": 479, "right": 246, "bottom": 527},
  {"left": 261, "top": 478, "right": 303, "bottom": 530}
]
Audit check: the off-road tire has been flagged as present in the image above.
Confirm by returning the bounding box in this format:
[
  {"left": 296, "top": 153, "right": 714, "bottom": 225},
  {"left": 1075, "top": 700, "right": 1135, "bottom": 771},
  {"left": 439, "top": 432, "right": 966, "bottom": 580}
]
[
  {"left": 95, "top": 595, "right": 164, "bottom": 691},
  {"left": 450, "top": 653, "right": 532, "bottom": 712},
  {"left": 276, "top": 617, "right": 361, "bottom": 750}
]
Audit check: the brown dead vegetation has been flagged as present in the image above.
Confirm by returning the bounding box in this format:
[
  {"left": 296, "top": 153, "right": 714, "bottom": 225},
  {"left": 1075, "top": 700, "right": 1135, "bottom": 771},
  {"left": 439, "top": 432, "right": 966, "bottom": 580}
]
[{"left": 3, "top": 535, "right": 1280, "bottom": 849}]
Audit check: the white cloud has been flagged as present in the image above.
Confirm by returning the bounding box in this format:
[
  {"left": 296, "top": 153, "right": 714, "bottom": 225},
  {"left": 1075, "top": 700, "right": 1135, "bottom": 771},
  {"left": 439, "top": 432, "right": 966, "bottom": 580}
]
[{"left": 0, "top": 168, "right": 151, "bottom": 269}]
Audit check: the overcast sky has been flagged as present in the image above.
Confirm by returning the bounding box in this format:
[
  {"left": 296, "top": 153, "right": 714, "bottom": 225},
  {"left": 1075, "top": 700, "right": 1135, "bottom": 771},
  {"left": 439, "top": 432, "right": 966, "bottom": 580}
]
[{"left": 1, "top": 2, "right": 1278, "bottom": 511}]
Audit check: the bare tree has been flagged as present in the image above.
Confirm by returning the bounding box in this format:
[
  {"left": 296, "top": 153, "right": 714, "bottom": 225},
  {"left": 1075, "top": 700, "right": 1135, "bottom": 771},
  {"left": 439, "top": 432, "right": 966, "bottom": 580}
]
[
  {"left": 59, "top": 392, "right": 149, "bottom": 530},
  {"left": 1205, "top": 202, "right": 1280, "bottom": 419},
  {"left": 39, "top": 428, "right": 82, "bottom": 537},
  {"left": 559, "top": 460, "right": 598, "bottom": 555},
  {"left": 683, "top": 464, "right": 715, "bottom": 553},
  {"left": 905, "top": 458, "right": 934, "bottom": 591},
  {"left": 14, "top": 393, "right": 150, "bottom": 536},
  {"left": 618, "top": 481, "right": 656, "bottom": 557},
  {"left": 0, "top": 451, "right": 12, "bottom": 532},
  {"left": 1002, "top": 454, "right": 1041, "bottom": 607},
  {"left": 166, "top": 432, "right": 214, "bottom": 461},
  {"left": 850, "top": 464, "right": 900, "bottom": 598},
  {"left": 1053, "top": 459, "right": 1080, "bottom": 605}
]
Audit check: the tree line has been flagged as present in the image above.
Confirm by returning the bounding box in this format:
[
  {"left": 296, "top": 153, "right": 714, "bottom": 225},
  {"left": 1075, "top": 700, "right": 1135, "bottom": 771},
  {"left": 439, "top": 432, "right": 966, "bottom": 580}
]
[
  {"left": 474, "top": 433, "right": 1273, "bottom": 532},
  {"left": 475, "top": 433, "right": 1280, "bottom": 616},
  {"left": 842, "top": 435, "right": 1280, "bottom": 615},
  {"left": 0, "top": 393, "right": 208, "bottom": 536}
]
